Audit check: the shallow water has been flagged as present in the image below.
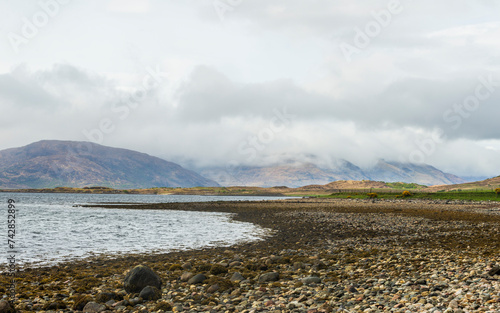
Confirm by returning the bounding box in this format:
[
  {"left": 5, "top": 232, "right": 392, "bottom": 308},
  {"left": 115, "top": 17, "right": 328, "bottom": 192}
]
[{"left": 1, "top": 193, "right": 285, "bottom": 267}]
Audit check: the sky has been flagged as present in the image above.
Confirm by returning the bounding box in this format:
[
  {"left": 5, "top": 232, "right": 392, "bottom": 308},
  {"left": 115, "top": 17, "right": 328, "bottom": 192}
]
[{"left": 1, "top": 0, "right": 500, "bottom": 177}]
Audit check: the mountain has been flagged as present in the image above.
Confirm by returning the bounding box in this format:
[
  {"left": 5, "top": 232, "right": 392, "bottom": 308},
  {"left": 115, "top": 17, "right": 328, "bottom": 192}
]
[
  {"left": 199, "top": 159, "right": 466, "bottom": 187},
  {"left": 0, "top": 140, "right": 219, "bottom": 189},
  {"left": 199, "top": 160, "right": 366, "bottom": 188},
  {"left": 365, "top": 160, "right": 466, "bottom": 186}
]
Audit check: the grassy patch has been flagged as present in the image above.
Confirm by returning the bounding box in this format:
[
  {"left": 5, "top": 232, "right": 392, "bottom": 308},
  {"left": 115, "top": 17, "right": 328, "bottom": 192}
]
[
  {"left": 385, "top": 182, "right": 427, "bottom": 190},
  {"left": 320, "top": 190, "right": 500, "bottom": 202}
]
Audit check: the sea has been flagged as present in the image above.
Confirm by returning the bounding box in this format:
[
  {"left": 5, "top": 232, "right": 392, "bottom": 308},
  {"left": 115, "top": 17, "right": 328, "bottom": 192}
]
[{"left": 1, "top": 193, "right": 289, "bottom": 267}]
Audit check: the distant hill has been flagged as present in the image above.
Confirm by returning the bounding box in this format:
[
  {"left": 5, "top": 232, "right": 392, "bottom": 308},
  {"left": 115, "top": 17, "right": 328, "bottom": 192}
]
[
  {"left": 199, "top": 159, "right": 466, "bottom": 187},
  {"left": 364, "top": 160, "right": 465, "bottom": 186},
  {"left": 425, "top": 175, "right": 500, "bottom": 192},
  {"left": 0, "top": 140, "right": 219, "bottom": 189},
  {"left": 199, "top": 160, "right": 366, "bottom": 188}
]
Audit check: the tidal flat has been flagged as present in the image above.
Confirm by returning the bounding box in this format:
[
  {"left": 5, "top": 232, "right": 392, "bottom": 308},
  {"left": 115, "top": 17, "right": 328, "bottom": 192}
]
[{"left": 2, "top": 198, "right": 500, "bottom": 312}]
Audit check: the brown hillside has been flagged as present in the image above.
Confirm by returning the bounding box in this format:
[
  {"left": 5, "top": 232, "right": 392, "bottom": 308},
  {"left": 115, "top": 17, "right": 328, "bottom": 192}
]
[
  {"left": 294, "top": 180, "right": 389, "bottom": 193},
  {"left": 425, "top": 175, "right": 500, "bottom": 192}
]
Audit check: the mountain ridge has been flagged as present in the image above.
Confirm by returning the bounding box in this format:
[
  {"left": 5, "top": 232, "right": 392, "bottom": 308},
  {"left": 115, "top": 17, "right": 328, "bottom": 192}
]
[
  {"left": 0, "top": 140, "right": 219, "bottom": 189},
  {"left": 198, "top": 159, "right": 466, "bottom": 187}
]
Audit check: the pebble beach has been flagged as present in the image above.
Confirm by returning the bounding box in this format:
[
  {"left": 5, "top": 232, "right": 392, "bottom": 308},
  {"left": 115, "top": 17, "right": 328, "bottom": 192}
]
[{"left": 2, "top": 198, "right": 500, "bottom": 312}]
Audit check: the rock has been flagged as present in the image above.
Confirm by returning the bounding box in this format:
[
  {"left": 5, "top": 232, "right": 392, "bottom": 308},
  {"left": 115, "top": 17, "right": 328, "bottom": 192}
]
[
  {"left": 44, "top": 301, "right": 67, "bottom": 310},
  {"left": 302, "top": 276, "right": 322, "bottom": 285},
  {"left": 488, "top": 266, "right": 500, "bottom": 276},
  {"left": 258, "top": 272, "right": 279, "bottom": 283},
  {"left": 73, "top": 295, "right": 92, "bottom": 311},
  {"left": 180, "top": 272, "right": 195, "bottom": 282},
  {"left": 95, "top": 292, "right": 119, "bottom": 303},
  {"left": 270, "top": 255, "right": 282, "bottom": 263},
  {"left": 293, "top": 262, "right": 304, "bottom": 270},
  {"left": 139, "top": 286, "right": 162, "bottom": 301},
  {"left": 207, "top": 284, "right": 220, "bottom": 293},
  {"left": 154, "top": 302, "right": 173, "bottom": 311},
  {"left": 83, "top": 301, "right": 106, "bottom": 313},
  {"left": 113, "top": 300, "right": 129, "bottom": 307},
  {"left": 210, "top": 264, "right": 228, "bottom": 275},
  {"left": 128, "top": 297, "right": 143, "bottom": 306},
  {"left": 105, "top": 300, "right": 115, "bottom": 306},
  {"left": 230, "top": 272, "right": 246, "bottom": 282},
  {"left": 312, "top": 261, "right": 327, "bottom": 270},
  {"left": 449, "top": 299, "right": 459, "bottom": 309},
  {"left": 181, "top": 262, "right": 192, "bottom": 270},
  {"left": 187, "top": 273, "right": 207, "bottom": 284},
  {"left": 0, "top": 300, "right": 15, "bottom": 313},
  {"left": 229, "top": 261, "right": 242, "bottom": 267},
  {"left": 123, "top": 264, "right": 162, "bottom": 293}
]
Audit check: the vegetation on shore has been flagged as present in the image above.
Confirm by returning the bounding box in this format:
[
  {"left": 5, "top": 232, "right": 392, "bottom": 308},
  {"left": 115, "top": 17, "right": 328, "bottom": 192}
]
[
  {"left": 319, "top": 189, "right": 500, "bottom": 202},
  {"left": 1, "top": 177, "right": 500, "bottom": 202}
]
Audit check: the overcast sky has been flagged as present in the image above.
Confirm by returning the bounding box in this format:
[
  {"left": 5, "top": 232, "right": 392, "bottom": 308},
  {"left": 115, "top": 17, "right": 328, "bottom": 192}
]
[{"left": 1, "top": 0, "right": 499, "bottom": 177}]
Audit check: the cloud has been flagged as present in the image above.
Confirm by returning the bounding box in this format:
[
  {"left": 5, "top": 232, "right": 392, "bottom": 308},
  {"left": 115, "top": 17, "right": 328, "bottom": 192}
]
[
  {"left": 2, "top": 63, "right": 499, "bottom": 177},
  {"left": 107, "top": 0, "right": 151, "bottom": 13},
  {"left": 174, "top": 66, "right": 500, "bottom": 141},
  {"left": 1, "top": 1, "right": 499, "bottom": 178}
]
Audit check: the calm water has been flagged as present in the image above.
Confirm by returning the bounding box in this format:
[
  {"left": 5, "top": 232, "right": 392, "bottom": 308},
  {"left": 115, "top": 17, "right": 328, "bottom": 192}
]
[{"left": 1, "top": 193, "right": 287, "bottom": 267}]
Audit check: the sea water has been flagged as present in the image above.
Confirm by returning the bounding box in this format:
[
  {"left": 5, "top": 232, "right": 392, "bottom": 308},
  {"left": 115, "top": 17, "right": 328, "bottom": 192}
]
[{"left": 1, "top": 193, "right": 286, "bottom": 267}]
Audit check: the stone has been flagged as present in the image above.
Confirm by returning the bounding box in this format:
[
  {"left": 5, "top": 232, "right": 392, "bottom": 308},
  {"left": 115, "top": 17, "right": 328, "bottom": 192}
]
[
  {"left": 180, "top": 272, "right": 195, "bottom": 282},
  {"left": 44, "top": 301, "right": 67, "bottom": 310},
  {"left": 0, "top": 300, "right": 15, "bottom": 313},
  {"left": 293, "top": 262, "right": 304, "bottom": 270},
  {"left": 187, "top": 273, "right": 207, "bottom": 284},
  {"left": 73, "top": 295, "right": 92, "bottom": 311},
  {"left": 83, "top": 301, "right": 106, "bottom": 313},
  {"left": 210, "top": 264, "right": 228, "bottom": 275},
  {"left": 488, "top": 266, "right": 500, "bottom": 276},
  {"left": 128, "top": 297, "right": 143, "bottom": 306},
  {"left": 123, "top": 265, "right": 162, "bottom": 293},
  {"left": 207, "top": 284, "right": 220, "bottom": 293},
  {"left": 449, "top": 299, "right": 459, "bottom": 309},
  {"left": 230, "top": 272, "right": 246, "bottom": 282},
  {"left": 258, "top": 272, "right": 279, "bottom": 283},
  {"left": 302, "top": 276, "right": 322, "bottom": 285},
  {"left": 181, "top": 262, "right": 192, "bottom": 270},
  {"left": 95, "top": 292, "right": 118, "bottom": 303},
  {"left": 139, "top": 286, "right": 162, "bottom": 301}
]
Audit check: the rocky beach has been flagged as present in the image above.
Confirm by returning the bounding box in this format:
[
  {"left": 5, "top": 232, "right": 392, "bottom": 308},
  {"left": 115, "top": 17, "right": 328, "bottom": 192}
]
[{"left": 2, "top": 198, "right": 500, "bottom": 312}]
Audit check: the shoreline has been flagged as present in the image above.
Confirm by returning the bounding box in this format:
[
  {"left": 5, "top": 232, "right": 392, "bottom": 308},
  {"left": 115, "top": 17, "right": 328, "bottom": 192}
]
[{"left": 2, "top": 198, "right": 500, "bottom": 312}]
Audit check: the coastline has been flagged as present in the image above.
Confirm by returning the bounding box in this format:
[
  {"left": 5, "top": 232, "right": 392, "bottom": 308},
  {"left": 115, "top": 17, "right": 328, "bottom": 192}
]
[{"left": 2, "top": 198, "right": 500, "bottom": 312}]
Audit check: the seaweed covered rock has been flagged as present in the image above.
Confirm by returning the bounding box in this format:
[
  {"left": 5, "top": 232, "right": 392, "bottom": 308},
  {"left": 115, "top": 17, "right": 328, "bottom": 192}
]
[{"left": 123, "top": 265, "right": 162, "bottom": 293}]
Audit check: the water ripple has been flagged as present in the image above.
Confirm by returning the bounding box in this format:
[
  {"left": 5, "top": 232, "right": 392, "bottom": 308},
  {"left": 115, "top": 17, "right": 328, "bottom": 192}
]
[{"left": 0, "top": 193, "right": 282, "bottom": 267}]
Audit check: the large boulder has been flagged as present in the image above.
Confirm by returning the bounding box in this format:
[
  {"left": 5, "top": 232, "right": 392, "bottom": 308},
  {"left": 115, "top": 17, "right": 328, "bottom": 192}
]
[{"left": 123, "top": 265, "right": 162, "bottom": 293}]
